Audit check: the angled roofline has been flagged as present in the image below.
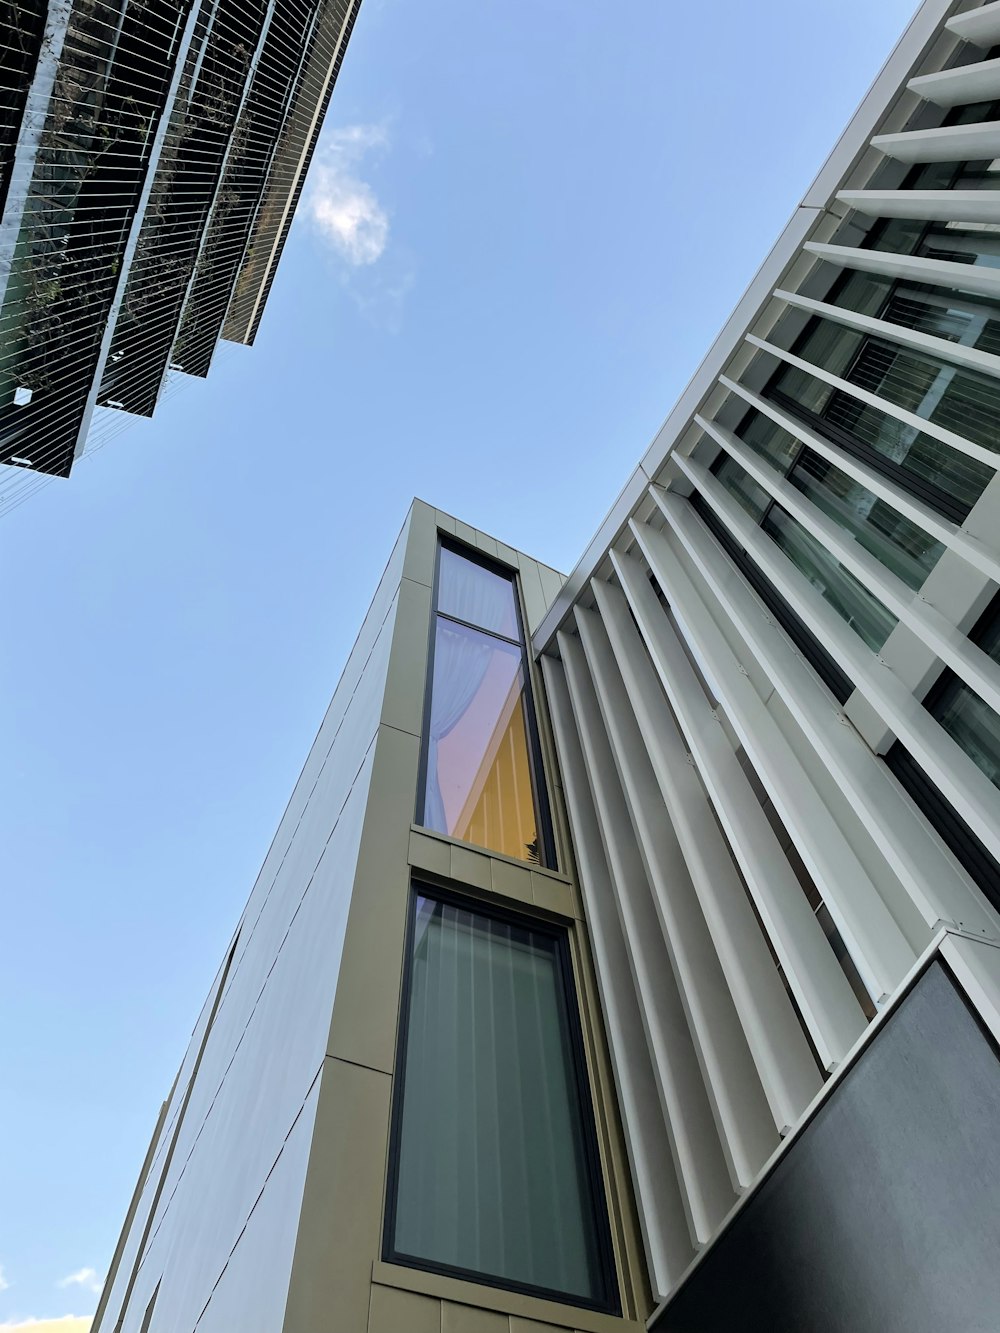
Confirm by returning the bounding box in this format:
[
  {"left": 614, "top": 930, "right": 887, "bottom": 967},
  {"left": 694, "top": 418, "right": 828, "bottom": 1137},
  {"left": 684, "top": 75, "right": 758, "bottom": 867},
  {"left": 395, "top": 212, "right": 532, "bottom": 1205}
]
[{"left": 533, "top": 0, "right": 962, "bottom": 655}]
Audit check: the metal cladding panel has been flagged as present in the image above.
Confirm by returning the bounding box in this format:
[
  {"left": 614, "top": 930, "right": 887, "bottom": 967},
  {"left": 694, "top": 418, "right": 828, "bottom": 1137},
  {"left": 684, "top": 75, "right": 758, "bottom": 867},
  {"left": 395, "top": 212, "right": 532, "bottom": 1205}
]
[
  {"left": 651, "top": 961, "right": 1000, "bottom": 1333},
  {"left": 94, "top": 515, "right": 408, "bottom": 1333},
  {"left": 166, "top": 1071, "right": 321, "bottom": 1333}
]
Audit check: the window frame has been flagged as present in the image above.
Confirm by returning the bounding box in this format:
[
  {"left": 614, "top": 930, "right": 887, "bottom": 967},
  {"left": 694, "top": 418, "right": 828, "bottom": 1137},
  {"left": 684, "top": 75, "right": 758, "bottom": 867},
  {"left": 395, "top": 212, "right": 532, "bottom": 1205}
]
[
  {"left": 415, "top": 535, "right": 557, "bottom": 869},
  {"left": 381, "top": 881, "right": 621, "bottom": 1315}
]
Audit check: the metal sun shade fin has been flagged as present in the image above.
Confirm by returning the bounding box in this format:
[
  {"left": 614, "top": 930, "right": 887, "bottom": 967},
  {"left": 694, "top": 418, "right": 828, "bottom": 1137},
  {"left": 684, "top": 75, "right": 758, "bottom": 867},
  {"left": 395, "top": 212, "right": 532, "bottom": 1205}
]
[
  {"left": 557, "top": 630, "right": 736, "bottom": 1248},
  {"left": 0, "top": 0, "right": 199, "bottom": 474},
  {"left": 574, "top": 602, "right": 780, "bottom": 1186},
  {"left": 693, "top": 408, "right": 1000, "bottom": 720},
  {"left": 608, "top": 547, "right": 869, "bottom": 1061},
  {"left": 773, "top": 287, "right": 1000, "bottom": 383},
  {"left": 946, "top": 0, "right": 1000, "bottom": 48},
  {"left": 653, "top": 489, "right": 997, "bottom": 941},
  {"left": 97, "top": 0, "right": 273, "bottom": 415},
  {"left": 803, "top": 239, "right": 1000, "bottom": 302},
  {"left": 589, "top": 575, "right": 824, "bottom": 1122},
  {"left": 906, "top": 55, "right": 1000, "bottom": 109},
  {"left": 541, "top": 655, "right": 694, "bottom": 1302},
  {"left": 870, "top": 119, "right": 1000, "bottom": 164},
  {"left": 709, "top": 382, "right": 1000, "bottom": 583},
  {"left": 666, "top": 454, "right": 1000, "bottom": 866},
  {"left": 835, "top": 189, "right": 1000, "bottom": 224},
  {"left": 738, "top": 337, "right": 1000, "bottom": 472},
  {"left": 631, "top": 512, "right": 917, "bottom": 1006}
]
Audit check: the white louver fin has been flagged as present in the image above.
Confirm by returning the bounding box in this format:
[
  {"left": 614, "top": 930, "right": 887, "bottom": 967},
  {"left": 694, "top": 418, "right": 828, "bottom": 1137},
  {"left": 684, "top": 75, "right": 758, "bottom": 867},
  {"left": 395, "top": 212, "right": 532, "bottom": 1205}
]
[
  {"left": 946, "top": 0, "right": 1000, "bottom": 48},
  {"left": 908, "top": 56, "right": 1000, "bottom": 108},
  {"left": 871, "top": 119, "right": 1000, "bottom": 163},
  {"left": 836, "top": 189, "right": 1000, "bottom": 223},
  {"left": 803, "top": 239, "right": 1000, "bottom": 300}
]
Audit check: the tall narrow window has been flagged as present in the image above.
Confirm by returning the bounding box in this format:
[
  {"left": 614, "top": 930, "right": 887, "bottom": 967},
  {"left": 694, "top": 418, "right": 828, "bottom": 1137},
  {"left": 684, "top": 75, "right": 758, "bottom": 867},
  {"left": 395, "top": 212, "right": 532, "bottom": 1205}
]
[
  {"left": 419, "top": 540, "right": 554, "bottom": 865},
  {"left": 384, "top": 889, "right": 618, "bottom": 1312}
]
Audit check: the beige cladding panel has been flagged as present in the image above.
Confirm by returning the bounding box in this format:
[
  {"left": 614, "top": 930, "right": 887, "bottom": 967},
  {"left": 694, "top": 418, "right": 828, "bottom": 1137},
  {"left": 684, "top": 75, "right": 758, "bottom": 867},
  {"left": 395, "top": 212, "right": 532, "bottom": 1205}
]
[
  {"left": 98, "top": 501, "right": 644, "bottom": 1332},
  {"left": 283, "top": 501, "right": 649, "bottom": 1330}
]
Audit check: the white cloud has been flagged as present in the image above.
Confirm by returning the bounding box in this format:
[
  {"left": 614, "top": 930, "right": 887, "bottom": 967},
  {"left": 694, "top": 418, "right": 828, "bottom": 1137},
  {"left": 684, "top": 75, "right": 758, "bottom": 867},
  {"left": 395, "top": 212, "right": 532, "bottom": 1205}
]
[
  {"left": 306, "top": 124, "right": 390, "bottom": 265},
  {"left": 0, "top": 1320, "right": 92, "bottom": 1332},
  {"left": 0, "top": 1267, "right": 9, "bottom": 1292},
  {"left": 55, "top": 1272, "right": 102, "bottom": 1297}
]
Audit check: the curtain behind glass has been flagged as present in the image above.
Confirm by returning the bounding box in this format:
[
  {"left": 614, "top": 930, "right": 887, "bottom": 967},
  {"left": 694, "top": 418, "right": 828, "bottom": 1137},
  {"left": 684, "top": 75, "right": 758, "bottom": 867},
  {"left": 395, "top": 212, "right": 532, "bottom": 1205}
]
[
  {"left": 423, "top": 618, "right": 498, "bottom": 833},
  {"left": 437, "top": 546, "right": 519, "bottom": 639},
  {"left": 392, "top": 897, "right": 606, "bottom": 1305}
]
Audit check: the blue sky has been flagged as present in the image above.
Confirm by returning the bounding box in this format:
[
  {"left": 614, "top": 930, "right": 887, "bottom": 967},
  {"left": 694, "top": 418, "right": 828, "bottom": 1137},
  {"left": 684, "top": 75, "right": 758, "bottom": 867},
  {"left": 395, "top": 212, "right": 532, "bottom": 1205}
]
[{"left": 1, "top": 1, "right": 917, "bottom": 1325}]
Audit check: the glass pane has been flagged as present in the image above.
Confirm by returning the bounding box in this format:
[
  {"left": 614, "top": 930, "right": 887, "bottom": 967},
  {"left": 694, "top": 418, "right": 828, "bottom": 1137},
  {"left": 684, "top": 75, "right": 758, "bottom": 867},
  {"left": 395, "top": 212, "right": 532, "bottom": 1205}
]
[
  {"left": 423, "top": 617, "right": 540, "bottom": 862},
  {"left": 762, "top": 505, "right": 898, "bottom": 651},
  {"left": 438, "top": 545, "right": 520, "bottom": 639},
  {"left": 738, "top": 411, "right": 802, "bottom": 474},
  {"left": 716, "top": 455, "right": 770, "bottom": 521},
  {"left": 392, "top": 896, "right": 609, "bottom": 1306},
  {"left": 775, "top": 341, "right": 996, "bottom": 515},
  {"left": 933, "top": 609, "right": 1000, "bottom": 791},
  {"left": 788, "top": 449, "right": 944, "bottom": 590}
]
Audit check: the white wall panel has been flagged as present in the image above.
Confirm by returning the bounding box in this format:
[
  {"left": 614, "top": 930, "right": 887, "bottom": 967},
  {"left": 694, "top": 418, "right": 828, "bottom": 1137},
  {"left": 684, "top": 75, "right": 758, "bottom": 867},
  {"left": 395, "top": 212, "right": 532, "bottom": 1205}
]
[
  {"left": 559, "top": 631, "right": 735, "bottom": 1246},
  {"left": 541, "top": 656, "right": 692, "bottom": 1300},
  {"left": 574, "top": 606, "right": 778, "bottom": 1187}
]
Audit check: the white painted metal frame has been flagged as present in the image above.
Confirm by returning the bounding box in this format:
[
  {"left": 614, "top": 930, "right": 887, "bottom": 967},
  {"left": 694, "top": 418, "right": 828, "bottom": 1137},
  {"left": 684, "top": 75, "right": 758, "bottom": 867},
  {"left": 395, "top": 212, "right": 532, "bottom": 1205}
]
[
  {"left": 531, "top": 2, "right": 1000, "bottom": 1310},
  {"left": 575, "top": 605, "right": 779, "bottom": 1188}
]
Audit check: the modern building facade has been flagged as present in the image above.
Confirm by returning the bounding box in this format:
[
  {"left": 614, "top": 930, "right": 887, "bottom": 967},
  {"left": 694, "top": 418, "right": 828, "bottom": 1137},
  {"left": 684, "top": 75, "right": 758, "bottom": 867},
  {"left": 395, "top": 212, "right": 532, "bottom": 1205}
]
[
  {"left": 0, "top": 0, "right": 362, "bottom": 476},
  {"left": 95, "top": 2, "right": 1000, "bottom": 1330}
]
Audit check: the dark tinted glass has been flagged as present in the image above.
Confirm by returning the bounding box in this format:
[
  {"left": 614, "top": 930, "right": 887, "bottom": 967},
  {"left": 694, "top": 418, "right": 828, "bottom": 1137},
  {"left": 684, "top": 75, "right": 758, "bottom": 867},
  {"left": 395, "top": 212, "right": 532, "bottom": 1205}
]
[{"left": 389, "top": 894, "right": 615, "bottom": 1310}]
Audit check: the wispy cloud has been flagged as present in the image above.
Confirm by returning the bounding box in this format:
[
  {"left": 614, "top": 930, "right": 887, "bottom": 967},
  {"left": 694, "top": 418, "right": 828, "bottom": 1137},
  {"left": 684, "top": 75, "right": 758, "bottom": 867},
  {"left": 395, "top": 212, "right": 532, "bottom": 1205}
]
[
  {"left": 306, "top": 124, "right": 390, "bottom": 266},
  {"left": 0, "top": 1320, "right": 92, "bottom": 1332},
  {"left": 55, "top": 1272, "right": 101, "bottom": 1297},
  {"left": 0, "top": 1267, "right": 9, "bottom": 1293}
]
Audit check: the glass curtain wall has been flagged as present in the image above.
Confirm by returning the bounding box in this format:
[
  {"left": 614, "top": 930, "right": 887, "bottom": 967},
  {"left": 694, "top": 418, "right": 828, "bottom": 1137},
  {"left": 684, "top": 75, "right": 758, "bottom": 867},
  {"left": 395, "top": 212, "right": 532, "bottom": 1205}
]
[
  {"left": 761, "top": 102, "right": 1000, "bottom": 524},
  {"left": 385, "top": 890, "right": 617, "bottom": 1311},
  {"left": 886, "top": 594, "right": 1000, "bottom": 909},
  {"left": 711, "top": 449, "right": 899, "bottom": 653},
  {"left": 419, "top": 542, "right": 553, "bottom": 865}
]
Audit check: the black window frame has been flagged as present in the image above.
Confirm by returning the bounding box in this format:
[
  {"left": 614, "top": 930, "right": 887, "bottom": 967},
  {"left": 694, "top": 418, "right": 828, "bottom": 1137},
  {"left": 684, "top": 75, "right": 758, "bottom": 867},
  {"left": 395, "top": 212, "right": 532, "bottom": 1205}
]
[
  {"left": 415, "top": 535, "right": 557, "bottom": 869},
  {"left": 382, "top": 881, "right": 621, "bottom": 1315}
]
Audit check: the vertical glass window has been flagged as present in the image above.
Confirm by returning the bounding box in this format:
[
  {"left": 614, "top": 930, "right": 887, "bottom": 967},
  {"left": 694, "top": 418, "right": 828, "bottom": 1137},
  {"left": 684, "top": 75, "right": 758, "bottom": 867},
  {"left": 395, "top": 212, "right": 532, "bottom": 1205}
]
[
  {"left": 420, "top": 541, "right": 553, "bottom": 865},
  {"left": 385, "top": 890, "right": 618, "bottom": 1312}
]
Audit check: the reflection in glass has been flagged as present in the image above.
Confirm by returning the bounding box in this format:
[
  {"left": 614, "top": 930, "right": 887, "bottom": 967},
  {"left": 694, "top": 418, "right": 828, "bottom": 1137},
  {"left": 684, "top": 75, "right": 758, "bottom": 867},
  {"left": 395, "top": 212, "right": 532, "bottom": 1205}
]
[
  {"left": 737, "top": 411, "right": 945, "bottom": 590},
  {"left": 421, "top": 544, "right": 549, "bottom": 864},
  {"left": 716, "top": 457, "right": 898, "bottom": 652},
  {"left": 788, "top": 452, "right": 944, "bottom": 591},
  {"left": 933, "top": 607, "right": 1000, "bottom": 791},
  {"left": 423, "top": 619, "right": 539, "bottom": 861},
  {"left": 391, "top": 894, "right": 612, "bottom": 1307},
  {"left": 437, "top": 544, "right": 519, "bottom": 639},
  {"left": 763, "top": 506, "right": 897, "bottom": 651},
  {"left": 775, "top": 327, "right": 996, "bottom": 517}
]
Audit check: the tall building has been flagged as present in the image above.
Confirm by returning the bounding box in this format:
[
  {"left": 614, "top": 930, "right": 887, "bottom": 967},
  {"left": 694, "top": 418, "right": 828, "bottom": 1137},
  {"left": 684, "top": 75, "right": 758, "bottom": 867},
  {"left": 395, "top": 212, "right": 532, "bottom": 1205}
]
[
  {"left": 0, "top": 0, "right": 362, "bottom": 476},
  {"left": 94, "top": 2, "right": 1000, "bottom": 1330}
]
